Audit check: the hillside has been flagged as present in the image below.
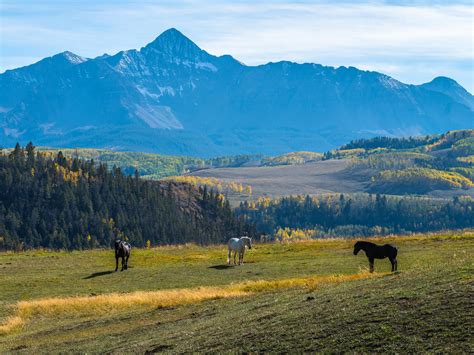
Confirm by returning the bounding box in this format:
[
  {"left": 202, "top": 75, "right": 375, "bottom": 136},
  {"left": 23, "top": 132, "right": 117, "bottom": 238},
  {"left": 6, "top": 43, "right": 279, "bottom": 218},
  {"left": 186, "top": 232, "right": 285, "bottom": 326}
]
[
  {"left": 0, "top": 144, "right": 253, "bottom": 250},
  {"left": 22, "top": 130, "right": 471, "bottom": 202},
  {"left": 190, "top": 130, "right": 474, "bottom": 199},
  {"left": 33, "top": 148, "right": 261, "bottom": 179},
  {"left": 334, "top": 129, "right": 474, "bottom": 195},
  {"left": 1, "top": 28, "right": 472, "bottom": 156},
  {"left": 0, "top": 233, "right": 472, "bottom": 352}
]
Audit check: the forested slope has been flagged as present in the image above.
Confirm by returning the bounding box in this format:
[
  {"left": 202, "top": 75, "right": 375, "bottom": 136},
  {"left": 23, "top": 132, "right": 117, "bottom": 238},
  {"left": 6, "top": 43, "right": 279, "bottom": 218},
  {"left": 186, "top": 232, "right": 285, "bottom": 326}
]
[
  {"left": 237, "top": 194, "right": 474, "bottom": 238},
  {"left": 325, "top": 129, "right": 474, "bottom": 195},
  {"left": 33, "top": 148, "right": 261, "bottom": 179},
  {"left": 0, "top": 144, "right": 253, "bottom": 250}
]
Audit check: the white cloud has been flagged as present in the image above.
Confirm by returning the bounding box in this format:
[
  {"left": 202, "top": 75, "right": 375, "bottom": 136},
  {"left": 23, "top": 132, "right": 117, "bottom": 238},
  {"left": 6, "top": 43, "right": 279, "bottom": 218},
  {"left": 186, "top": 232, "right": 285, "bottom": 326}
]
[{"left": 1, "top": 1, "right": 473, "bottom": 91}]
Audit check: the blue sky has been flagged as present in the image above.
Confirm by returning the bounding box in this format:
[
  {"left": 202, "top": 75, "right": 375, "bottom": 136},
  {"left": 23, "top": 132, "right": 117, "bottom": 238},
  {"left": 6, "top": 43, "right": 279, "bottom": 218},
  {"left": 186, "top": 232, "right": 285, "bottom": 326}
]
[{"left": 1, "top": 0, "right": 473, "bottom": 92}]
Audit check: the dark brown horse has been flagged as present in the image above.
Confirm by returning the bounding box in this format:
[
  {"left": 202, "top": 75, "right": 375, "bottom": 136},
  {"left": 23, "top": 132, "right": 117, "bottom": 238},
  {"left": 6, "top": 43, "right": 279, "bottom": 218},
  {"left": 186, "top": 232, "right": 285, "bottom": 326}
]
[
  {"left": 353, "top": 241, "right": 397, "bottom": 272},
  {"left": 115, "top": 239, "right": 131, "bottom": 272}
]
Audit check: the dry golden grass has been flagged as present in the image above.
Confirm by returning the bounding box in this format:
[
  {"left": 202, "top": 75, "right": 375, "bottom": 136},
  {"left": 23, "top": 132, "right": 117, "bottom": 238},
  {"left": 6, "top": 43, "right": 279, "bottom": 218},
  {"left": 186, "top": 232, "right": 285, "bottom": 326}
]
[
  {"left": 234, "top": 271, "right": 382, "bottom": 293},
  {"left": 0, "top": 271, "right": 382, "bottom": 334},
  {"left": 0, "top": 316, "right": 23, "bottom": 334},
  {"left": 17, "top": 287, "right": 246, "bottom": 319}
]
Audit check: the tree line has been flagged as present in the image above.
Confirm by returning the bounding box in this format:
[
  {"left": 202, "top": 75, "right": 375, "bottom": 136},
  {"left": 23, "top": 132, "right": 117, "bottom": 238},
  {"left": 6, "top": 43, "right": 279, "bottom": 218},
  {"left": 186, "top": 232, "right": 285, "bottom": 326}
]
[
  {"left": 236, "top": 194, "right": 474, "bottom": 238},
  {"left": 0, "top": 143, "right": 254, "bottom": 251},
  {"left": 339, "top": 135, "right": 438, "bottom": 151}
]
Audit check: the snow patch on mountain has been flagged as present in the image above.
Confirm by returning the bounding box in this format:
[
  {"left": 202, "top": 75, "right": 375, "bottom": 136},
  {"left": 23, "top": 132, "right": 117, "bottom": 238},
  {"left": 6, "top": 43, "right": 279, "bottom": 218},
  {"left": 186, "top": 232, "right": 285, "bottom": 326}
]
[
  {"left": 136, "top": 85, "right": 161, "bottom": 100},
  {"left": 136, "top": 85, "right": 176, "bottom": 99},
  {"left": 61, "top": 51, "right": 88, "bottom": 65},
  {"left": 133, "top": 104, "right": 183, "bottom": 129},
  {"left": 195, "top": 62, "right": 217, "bottom": 72},
  {"left": 378, "top": 75, "right": 404, "bottom": 89}
]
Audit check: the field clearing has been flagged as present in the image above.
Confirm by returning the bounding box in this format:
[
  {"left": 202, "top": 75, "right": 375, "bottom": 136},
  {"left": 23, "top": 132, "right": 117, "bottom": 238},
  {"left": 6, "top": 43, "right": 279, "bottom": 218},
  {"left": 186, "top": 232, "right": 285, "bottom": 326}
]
[
  {"left": 189, "top": 159, "right": 366, "bottom": 202},
  {"left": 0, "top": 232, "right": 473, "bottom": 352},
  {"left": 189, "top": 159, "right": 474, "bottom": 203}
]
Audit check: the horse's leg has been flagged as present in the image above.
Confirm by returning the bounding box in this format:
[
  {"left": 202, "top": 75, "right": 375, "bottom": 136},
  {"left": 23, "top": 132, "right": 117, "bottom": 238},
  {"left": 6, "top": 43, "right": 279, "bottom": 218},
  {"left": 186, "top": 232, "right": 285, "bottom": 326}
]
[
  {"left": 389, "top": 258, "right": 395, "bottom": 272},
  {"left": 121, "top": 256, "right": 125, "bottom": 271},
  {"left": 240, "top": 250, "right": 245, "bottom": 265},
  {"left": 369, "top": 257, "right": 374, "bottom": 273},
  {"left": 125, "top": 255, "right": 129, "bottom": 270},
  {"left": 227, "top": 249, "right": 231, "bottom": 265},
  {"left": 233, "top": 251, "right": 237, "bottom": 265},
  {"left": 115, "top": 256, "right": 118, "bottom": 272},
  {"left": 394, "top": 259, "right": 398, "bottom": 271}
]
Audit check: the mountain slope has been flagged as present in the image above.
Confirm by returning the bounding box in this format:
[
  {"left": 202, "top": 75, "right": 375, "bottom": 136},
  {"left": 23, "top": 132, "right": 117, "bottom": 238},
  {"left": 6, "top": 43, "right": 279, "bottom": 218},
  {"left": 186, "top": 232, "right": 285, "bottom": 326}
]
[
  {"left": 1, "top": 28, "right": 472, "bottom": 156},
  {"left": 421, "top": 76, "right": 474, "bottom": 110}
]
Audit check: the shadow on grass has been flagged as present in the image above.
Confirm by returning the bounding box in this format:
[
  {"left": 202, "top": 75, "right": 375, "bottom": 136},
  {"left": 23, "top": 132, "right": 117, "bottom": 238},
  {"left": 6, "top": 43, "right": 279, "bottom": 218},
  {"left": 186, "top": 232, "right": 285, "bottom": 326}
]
[
  {"left": 145, "top": 344, "right": 173, "bottom": 354},
  {"left": 83, "top": 271, "right": 114, "bottom": 279},
  {"left": 208, "top": 264, "right": 234, "bottom": 270}
]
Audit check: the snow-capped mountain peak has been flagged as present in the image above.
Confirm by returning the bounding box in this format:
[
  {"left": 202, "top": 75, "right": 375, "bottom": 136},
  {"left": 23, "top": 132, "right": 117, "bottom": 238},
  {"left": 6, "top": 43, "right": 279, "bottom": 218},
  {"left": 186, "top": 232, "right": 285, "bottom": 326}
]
[
  {"left": 143, "top": 28, "right": 205, "bottom": 60},
  {"left": 0, "top": 28, "right": 472, "bottom": 156}
]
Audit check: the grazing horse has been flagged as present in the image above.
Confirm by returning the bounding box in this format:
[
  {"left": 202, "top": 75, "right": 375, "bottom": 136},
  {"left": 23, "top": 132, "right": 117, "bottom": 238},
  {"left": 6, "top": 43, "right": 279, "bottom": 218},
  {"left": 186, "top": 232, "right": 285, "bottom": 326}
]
[
  {"left": 227, "top": 237, "right": 252, "bottom": 265},
  {"left": 353, "top": 241, "right": 397, "bottom": 272},
  {"left": 115, "top": 239, "right": 131, "bottom": 272}
]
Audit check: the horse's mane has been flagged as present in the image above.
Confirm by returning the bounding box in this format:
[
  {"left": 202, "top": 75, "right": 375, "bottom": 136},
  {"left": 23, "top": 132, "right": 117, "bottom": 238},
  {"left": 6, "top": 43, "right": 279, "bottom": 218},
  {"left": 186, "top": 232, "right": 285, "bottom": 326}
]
[
  {"left": 355, "top": 241, "right": 376, "bottom": 247},
  {"left": 115, "top": 239, "right": 131, "bottom": 251}
]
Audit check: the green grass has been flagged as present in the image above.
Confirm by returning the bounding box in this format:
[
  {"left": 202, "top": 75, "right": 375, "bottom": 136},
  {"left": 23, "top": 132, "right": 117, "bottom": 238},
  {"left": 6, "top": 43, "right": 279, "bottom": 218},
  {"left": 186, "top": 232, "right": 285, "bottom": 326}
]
[{"left": 0, "top": 232, "right": 473, "bottom": 352}]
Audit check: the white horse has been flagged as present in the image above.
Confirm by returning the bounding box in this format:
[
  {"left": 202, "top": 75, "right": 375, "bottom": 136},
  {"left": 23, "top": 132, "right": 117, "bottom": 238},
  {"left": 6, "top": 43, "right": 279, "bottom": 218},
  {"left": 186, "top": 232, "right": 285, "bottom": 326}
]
[{"left": 227, "top": 236, "right": 252, "bottom": 265}]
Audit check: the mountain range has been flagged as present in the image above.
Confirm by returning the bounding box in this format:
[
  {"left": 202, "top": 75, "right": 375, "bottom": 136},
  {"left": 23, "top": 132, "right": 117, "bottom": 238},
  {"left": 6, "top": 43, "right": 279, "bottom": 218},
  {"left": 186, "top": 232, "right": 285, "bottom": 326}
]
[{"left": 1, "top": 28, "right": 472, "bottom": 156}]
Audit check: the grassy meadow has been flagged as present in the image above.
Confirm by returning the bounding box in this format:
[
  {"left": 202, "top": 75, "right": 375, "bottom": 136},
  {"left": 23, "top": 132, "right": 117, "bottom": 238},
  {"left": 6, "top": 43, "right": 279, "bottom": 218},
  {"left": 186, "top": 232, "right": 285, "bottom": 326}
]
[{"left": 0, "top": 231, "right": 473, "bottom": 352}]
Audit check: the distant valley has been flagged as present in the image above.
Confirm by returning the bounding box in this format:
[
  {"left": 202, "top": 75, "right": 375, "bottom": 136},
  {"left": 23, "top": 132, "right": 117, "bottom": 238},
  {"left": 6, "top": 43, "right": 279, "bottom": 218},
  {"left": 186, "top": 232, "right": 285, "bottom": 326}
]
[
  {"left": 190, "top": 129, "right": 474, "bottom": 202},
  {"left": 14, "top": 129, "right": 473, "bottom": 202}
]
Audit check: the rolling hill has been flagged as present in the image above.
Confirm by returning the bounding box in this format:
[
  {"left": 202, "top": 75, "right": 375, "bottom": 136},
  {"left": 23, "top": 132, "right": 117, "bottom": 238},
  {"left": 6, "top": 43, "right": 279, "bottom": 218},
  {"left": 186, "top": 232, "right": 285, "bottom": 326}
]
[
  {"left": 1, "top": 28, "right": 472, "bottom": 156},
  {"left": 190, "top": 130, "right": 474, "bottom": 200}
]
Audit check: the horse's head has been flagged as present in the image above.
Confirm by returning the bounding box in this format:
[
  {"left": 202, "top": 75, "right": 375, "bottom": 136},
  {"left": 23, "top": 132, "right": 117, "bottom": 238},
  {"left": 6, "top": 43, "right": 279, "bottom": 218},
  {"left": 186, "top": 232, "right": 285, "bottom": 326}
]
[
  {"left": 353, "top": 241, "right": 362, "bottom": 255},
  {"left": 247, "top": 237, "right": 252, "bottom": 249},
  {"left": 241, "top": 236, "right": 252, "bottom": 249},
  {"left": 114, "top": 239, "right": 122, "bottom": 250}
]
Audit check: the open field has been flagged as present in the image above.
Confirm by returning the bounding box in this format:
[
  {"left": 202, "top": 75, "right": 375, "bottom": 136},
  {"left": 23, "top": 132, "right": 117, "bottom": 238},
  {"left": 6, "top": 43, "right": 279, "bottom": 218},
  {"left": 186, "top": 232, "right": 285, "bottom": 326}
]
[
  {"left": 0, "top": 232, "right": 473, "bottom": 352},
  {"left": 189, "top": 159, "right": 474, "bottom": 203},
  {"left": 189, "top": 159, "right": 366, "bottom": 202}
]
